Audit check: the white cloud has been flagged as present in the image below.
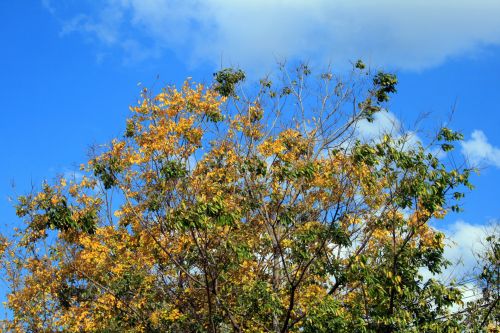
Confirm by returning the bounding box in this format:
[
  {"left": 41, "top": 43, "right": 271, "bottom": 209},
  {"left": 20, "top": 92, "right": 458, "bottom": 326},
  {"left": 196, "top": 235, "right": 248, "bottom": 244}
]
[
  {"left": 421, "top": 220, "right": 494, "bottom": 285},
  {"left": 421, "top": 220, "right": 496, "bottom": 309},
  {"left": 47, "top": 0, "right": 500, "bottom": 70},
  {"left": 441, "top": 220, "right": 488, "bottom": 279},
  {"left": 461, "top": 130, "right": 500, "bottom": 168},
  {"left": 355, "top": 111, "right": 424, "bottom": 153},
  {"left": 356, "top": 111, "right": 401, "bottom": 141}
]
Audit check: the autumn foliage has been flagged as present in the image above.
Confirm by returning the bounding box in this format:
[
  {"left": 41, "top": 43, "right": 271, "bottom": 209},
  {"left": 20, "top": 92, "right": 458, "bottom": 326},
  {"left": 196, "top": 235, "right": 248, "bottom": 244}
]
[{"left": 0, "top": 63, "right": 489, "bottom": 332}]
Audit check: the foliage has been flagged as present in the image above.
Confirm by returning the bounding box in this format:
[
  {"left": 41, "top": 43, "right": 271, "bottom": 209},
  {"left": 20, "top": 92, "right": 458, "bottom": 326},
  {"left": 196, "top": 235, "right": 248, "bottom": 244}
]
[
  {"left": 0, "top": 63, "right": 476, "bottom": 332},
  {"left": 213, "top": 68, "right": 246, "bottom": 98},
  {"left": 462, "top": 231, "right": 499, "bottom": 332}
]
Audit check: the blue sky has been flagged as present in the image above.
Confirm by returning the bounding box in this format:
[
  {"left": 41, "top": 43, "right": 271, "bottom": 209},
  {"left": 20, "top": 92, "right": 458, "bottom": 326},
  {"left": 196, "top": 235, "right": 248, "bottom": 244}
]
[{"left": 0, "top": 0, "right": 499, "bottom": 305}]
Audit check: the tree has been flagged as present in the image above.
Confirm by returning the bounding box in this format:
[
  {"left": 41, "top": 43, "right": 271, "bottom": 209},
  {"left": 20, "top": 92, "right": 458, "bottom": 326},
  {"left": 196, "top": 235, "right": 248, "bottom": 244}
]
[
  {"left": 1, "top": 63, "right": 474, "bottom": 332},
  {"left": 463, "top": 228, "right": 499, "bottom": 332}
]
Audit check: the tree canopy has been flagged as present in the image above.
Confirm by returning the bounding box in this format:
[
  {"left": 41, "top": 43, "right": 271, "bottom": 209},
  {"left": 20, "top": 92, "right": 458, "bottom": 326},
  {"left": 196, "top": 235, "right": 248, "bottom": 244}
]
[{"left": 1, "top": 63, "right": 494, "bottom": 332}]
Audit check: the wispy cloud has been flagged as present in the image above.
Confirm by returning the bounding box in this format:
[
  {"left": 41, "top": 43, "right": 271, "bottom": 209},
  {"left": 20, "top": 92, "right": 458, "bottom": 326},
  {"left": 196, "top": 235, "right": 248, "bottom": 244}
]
[
  {"left": 44, "top": 0, "right": 500, "bottom": 70},
  {"left": 41, "top": 0, "right": 55, "bottom": 15},
  {"left": 461, "top": 130, "right": 500, "bottom": 168},
  {"left": 61, "top": 14, "right": 120, "bottom": 45}
]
